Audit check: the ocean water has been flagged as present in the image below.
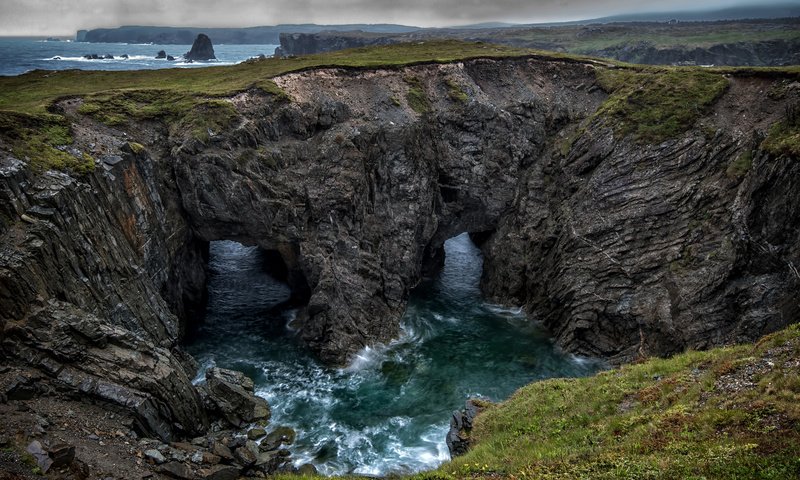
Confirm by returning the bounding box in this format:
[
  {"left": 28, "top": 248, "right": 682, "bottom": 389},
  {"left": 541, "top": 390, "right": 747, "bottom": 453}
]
[
  {"left": 185, "top": 234, "right": 604, "bottom": 476},
  {"left": 0, "top": 38, "right": 278, "bottom": 76}
]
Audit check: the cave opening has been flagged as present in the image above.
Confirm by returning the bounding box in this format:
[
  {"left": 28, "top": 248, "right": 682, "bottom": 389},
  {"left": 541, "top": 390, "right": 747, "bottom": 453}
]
[
  {"left": 183, "top": 240, "right": 308, "bottom": 345},
  {"left": 183, "top": 235, "right": 603, "bottom": 476}
]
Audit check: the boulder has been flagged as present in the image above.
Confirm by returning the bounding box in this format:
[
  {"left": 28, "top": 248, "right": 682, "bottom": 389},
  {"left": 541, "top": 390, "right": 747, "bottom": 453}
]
[
  {"left": 185, "top": 33, "right": 216, "bottom": 61},
  {"left": 233, "top": 445, "right": 256, "bottom": 467},
  {"left": 48, "top": 443, "right": 75, "bottom": 469},
  {"left": 167, "top": 55, "right": 176, "bottom": 61},
  {"left": 204, "top": 367, "right": 270, "bottom": 428},
  {"left": 155, "top": 50, "right": 167, "bottom": 59},
  {"left": 298, "top": 463, "right": 318, "bottom": 475},
  {"left": 210, "top": 441, "right": 234, "bottom": 461},
  {"left": 160, "top": 461, "right": 194, "bottom": 479},
  {"left": 260, "top": 426, "right": 295, "bottom": 451},
  {"left": 198, "top": 464, "right": 239, "bottom": 480},
  {"left": 26, "top": 440, "right": 53, "bottom": 472},
  {"left": 247, "top": 427, "right": 266, "bottom": 440},
  {"left": 144, "top": 448, "right": 167, "bottom": 464}
]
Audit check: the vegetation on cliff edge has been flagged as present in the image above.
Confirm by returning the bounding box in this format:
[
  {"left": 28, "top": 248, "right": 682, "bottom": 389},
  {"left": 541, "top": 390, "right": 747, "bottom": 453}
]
[
  {"left": 594, "top": 67, "right": 730, "bottom": 143},
  {"left": 269, "top": 323, "right": 800, "bottom": 480}
]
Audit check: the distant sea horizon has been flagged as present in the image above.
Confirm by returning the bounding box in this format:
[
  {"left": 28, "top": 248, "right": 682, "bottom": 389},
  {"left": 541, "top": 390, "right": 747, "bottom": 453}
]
[{"left": 0, "top": 38, "right": 278, "bottom": 76}]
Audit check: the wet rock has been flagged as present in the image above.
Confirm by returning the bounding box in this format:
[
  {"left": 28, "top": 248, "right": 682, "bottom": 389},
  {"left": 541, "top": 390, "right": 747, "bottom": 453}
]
[
  {"left": 167, "top": 55, "right": 176, "bottom": 61},
  {"left": 144, "top": 448, "right": 167, "bottom": 464},
  {"left": 156, "top": 50, "right": 167, "bottom": 59},
  {"left": 446, "top": 399, "right": 486, "bottom": 458},
  {"left": 205, "top": 367, "right": 270, "bottom": 428},
  {"left": 298, "top": 463, "right": 318, "bottom": 475},
  {"left": 120, "top": 54, "right": 129, "bottom": 59},
  {"left": 184, "top": 33, "right": 216, "bottom": 61},
  {"left": 247, "top": 427, "right": 266, "bottom": 440},
  {"left": 260, "top": 426, "right": 295, "bottom": 451}
]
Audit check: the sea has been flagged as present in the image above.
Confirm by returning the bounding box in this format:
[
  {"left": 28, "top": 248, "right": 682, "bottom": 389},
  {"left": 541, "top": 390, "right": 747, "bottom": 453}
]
[
  {"left": 186, "top": 234, "right": 605, "bottom": 476},
  {"left": 0, "top": 38, "right": 278, "bottom": 76}
]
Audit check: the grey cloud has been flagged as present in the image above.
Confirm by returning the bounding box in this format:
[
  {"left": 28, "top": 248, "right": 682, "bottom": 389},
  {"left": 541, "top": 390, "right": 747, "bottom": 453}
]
[{"left": 0, "top": 0, "right": 763, "bottom": 36}]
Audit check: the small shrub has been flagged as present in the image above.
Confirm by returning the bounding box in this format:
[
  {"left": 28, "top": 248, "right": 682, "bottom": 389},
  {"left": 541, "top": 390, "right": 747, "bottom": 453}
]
[
  {"left": 726, "top": 151, "right": 753, "bottom": 178},
  {"left": 404, "top": 76, "right": 430, "bottom": 114},
  {"left": 594, "top": 67, "right": 729, "bottom": 143}
]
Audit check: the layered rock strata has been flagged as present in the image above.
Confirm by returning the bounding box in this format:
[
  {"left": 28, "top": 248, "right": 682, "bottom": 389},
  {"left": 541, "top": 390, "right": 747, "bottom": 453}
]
[{"left": 1, "top": 56, "right": 798, "bottom": 436}]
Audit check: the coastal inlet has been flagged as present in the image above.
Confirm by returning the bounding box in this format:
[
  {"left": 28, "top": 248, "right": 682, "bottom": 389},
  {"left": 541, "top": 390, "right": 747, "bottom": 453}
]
[{"left": 186, "top": 234, "right": 603, "bottom": 476}]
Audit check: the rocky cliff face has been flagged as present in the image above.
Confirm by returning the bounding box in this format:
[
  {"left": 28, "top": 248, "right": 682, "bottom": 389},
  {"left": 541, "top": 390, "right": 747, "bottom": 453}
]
[{"left": 1, "top": 56, "right": 798, "bottom": 439}]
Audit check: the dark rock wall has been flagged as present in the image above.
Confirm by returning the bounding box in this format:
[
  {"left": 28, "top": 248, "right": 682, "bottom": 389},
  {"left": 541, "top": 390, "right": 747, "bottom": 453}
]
[
  {"left": 0, "top": 142, "right": 208, "bottom": 439},
  {"left": 1, "top": 57, "right": 798, "bottom": 434}
]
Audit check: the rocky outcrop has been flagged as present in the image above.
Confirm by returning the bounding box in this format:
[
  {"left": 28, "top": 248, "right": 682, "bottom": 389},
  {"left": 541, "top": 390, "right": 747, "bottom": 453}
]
[
  {"left": 447, "top": 399, "right": 487, "bottom": 457},
  {"left": 202, "top": 368, "right": 270, "bottom": 428},
  {"left": 185, "top": 34, "right": 216, "bottom": 61},
  {"left": 1, "top": 56, "right": 799, "bottom": 388},
  {"left": 275, "top": 31, "right": 401, "bottom": 57},
  {"left": 0, "top": 136, "right": 208, "bottom": 439},
  {"left": 591, "top": 39, "right": 800, "bottom": 66}
]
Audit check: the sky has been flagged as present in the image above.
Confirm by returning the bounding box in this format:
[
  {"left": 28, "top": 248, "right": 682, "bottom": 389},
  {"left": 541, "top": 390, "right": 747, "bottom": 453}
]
[{"left": 0, "top": 0, "right": 792, "bottom": 37}]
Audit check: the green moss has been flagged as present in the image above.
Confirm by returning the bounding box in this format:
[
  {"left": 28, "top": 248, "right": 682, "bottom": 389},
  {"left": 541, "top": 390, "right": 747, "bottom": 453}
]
[
  {"left": 445, "top": 78, "right": 469, "bottom": 104},
  {"left": 389, "top": 95, "right": 402, "bottom": 107},
  {"left": 173, "top": 100, "right": 238, "bottom": 143},
  {"left": 428, "top": 323, "right": 800, "bottom": 479},
  {"left": 404, "top": 76, "right": 431, "bottom": 114},
  {"left": 761, "top": 104, "right": 800, "bottom": 158},
  {"left": 0, "top": 111, "right": 92, "bottom": 174},
  {"left": 594, "top": 67, "right": 729, "bottom": 143},
  {"left": 128, "top": 142, "right": 146, "bottom": 154},
  {"left": 726, "top": 151, "right": 753, "bottom": 178}
]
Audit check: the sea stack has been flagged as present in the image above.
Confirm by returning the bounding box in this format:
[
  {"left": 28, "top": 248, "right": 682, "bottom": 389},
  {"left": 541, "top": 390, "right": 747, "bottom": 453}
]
[{"left": 185, "top": 33, "right": 216, "bottom": 61}]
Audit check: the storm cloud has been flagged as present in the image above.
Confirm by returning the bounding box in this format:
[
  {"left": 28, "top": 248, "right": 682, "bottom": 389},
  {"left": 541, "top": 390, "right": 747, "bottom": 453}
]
[{"left": 0, "top": 0, "right": 773, "bottom": 36}]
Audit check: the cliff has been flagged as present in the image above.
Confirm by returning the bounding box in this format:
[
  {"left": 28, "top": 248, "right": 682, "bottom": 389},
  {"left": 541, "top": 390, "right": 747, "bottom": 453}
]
[
  {"left": 0, "top": 42, "right": 798, "bottom": 463},
  {"left": 274, "top": 19, "right": 800, "bottom": 67},
  {"left": 79, "top": 23, "right": 420, "bottom": 44}
]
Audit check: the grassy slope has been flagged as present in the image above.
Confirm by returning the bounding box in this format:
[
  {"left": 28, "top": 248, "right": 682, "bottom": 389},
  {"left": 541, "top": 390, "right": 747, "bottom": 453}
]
[
  {"left": 1, "top": 40, "right": 798, "bottom": 173},
  {"left": 0, "top": 40, "right": 535, "bottom": 117},
  {"left": 426, "top": 324, "right": 800, "bottom": 480}
]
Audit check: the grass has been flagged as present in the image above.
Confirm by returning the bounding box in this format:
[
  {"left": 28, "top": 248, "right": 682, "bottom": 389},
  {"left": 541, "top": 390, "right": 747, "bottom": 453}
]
[
  {"left": 0, "top": 111, "right": 94, "bottom": 174},
  {"left": 726, "top": 151, "right": 753, "bottom": 179},
  {"left": 445, "top": 78, "right": 469, "bottom": 104},
  {"left": 593, "top": 67, "right": 730, "bottom": 143},
  {"left": 411, "top": 323, "right": 800, "bottom": 480},
  {"left": 0, "top": 40, "right": 534, "bottom": 117},
  {"left": 404, "top": 75, "right": 431, "bottom": 114},
  {"left": 761, "top": 104, "right": 800, "bottom": 158}
]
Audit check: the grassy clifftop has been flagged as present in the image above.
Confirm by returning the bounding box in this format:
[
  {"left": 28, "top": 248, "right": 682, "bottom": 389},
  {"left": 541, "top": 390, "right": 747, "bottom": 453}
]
[
  {"left": 424, "top": 324, "right": 800, "bottom": 480},
  {"left": 0, "top": 40, "right": 535, "bottom": 116}
]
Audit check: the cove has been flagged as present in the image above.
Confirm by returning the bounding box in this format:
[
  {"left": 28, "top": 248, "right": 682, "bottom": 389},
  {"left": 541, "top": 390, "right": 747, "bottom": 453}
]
[{"left": 185, "top": 234, "right": 604, "bottom": 476}]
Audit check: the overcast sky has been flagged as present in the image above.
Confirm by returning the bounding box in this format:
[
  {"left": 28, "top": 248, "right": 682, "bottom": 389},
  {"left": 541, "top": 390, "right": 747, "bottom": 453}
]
[{"left": 0, "top": 0, "right": 789, "bottom": 37}]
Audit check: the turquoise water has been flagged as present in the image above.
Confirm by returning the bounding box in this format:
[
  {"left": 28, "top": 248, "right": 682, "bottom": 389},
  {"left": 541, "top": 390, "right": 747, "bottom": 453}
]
[
  {"left": 186, "top": 234, "right": 603, "bottom": 475},
  {"left": 0, "top": 38, "right": 277, "bottom": 76}
]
